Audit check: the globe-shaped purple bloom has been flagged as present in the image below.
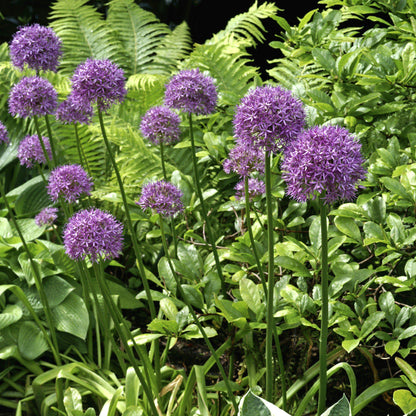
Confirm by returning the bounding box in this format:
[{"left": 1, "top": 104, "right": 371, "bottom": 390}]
[
  {"left": 235, "top": 178, "right": 266, "bottom": 201},
  {"left": 9, "top": 24, "right": 62, "bottom": 72},
  {"left": 70, "top": 59, "right": 127, "bottom": 112},
  {"left": 164, "top": 68, "right": 217, "bottom": 115},
  {"left": 17, "top": 134, "right": 52, "bottom": 168},
  {"left": 63, "top": 208, "right": 124, "bottom": 263},
  {"left": 138, "top": 180, "right": 184, "bottom": 217},
  {"left": 47, "top": 164, "right": 93, "bottom": 203},
  {"left": 140, "top": 106, "right": 181, "bottom": 145},
  {"left": 223, "top": 141, "right": 265, "bottom": 177},
  {"left": 9, "top": 76, "right": 58, "bottom": 118},
  {"left": 56, "top": 94, "right": 94, "bottom": 125},
  {"left": 35, "top": 207, "right": 58, "bottom": 227},
  {"left": 233, "top": 85, "right": 306, "bottom": 153},
  {"left": 281, "top": 125, "right": 367, "bottom": 205},
  {"left": 0, "top": 121, "right": 9, "bottom": 144}
]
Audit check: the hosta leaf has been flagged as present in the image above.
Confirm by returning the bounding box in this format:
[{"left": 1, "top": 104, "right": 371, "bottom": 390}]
[{"left": 18, "top": 321, "right": 49, "bottom": 360}]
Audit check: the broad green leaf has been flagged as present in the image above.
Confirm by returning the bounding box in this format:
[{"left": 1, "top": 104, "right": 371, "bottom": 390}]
[
  {"left": 362, "top": 196, "right": 386, "bottom": 223},
  {"left": 238, "top": 390, "right": 291, "bottom": 416},
  {"left": 239, "top": 277, "right": 262, "bottom": 315},
  {"left": 158, "top": 257, "right": 177, "bottom": 294},
  {"left": 342, "top": 339, "right": 360, "bottom": 353},
  {"left": 378, "top": 291, "right": 396, "bottom": 326},
  {"left": 363, "top": 222, "right": 388, "bottom": 245},
  {"left": 129, "top": 333, "right": 163, "bottom": 347},
  {"left": 380, "top": 177, "right": 413, "bottom": 202},
  {"left": 147, "top": 318, "right": 178, "bottom": 335},
  {"left": 18, "top": 321, "right": 49, "bottom": 360},
  {"left": 0, "top": 304, "right": 23, "bottom": 330},
  {"left": 321, "top": 394, "right": 351, "bottom": 416},
  {"left": 181, "top": 284, "right": 204, "bottom": 309},
  {"left": 334, "top": 217, "right": 361, "bottom": 242},
  {"left": 396, "top": 357, "right": 416, "bottom": 384},
  {"left": 64, "top": 387, "right": 83, "bottom": 416},
  {"left": 125, "top": 367, "right": 140, "bottom": 408},
  {"left": 385, "top": 340, "right": 400, "bottom": 356},
  {"left": 275, "top": 256, "right": 311, "bottom": 278},
  {"left": 160, "top": 297, "right": 178, "bottom": 321},
  {"left": 393, "top": 389, "right": 416, "bottom": 415},
  {"left": 398, "top": 325, "right": 416, "bottom": 341},
  {"left": 360, "top": 311, "right": 385, "bottom": 339}
]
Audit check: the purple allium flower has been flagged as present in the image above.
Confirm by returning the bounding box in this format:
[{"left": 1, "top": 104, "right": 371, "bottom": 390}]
[
  {"left": 70, "top": 59, "right": 127, "bottom": 112},
  {"left": 0, "top": 121, "right": 9, "bottom": 144},
  {"left": 138, "top": 180, "right": 184, "bottom": 217},
  {"left": 164, "top": 68, "right": 217, "bottom": 115},
  {"left": 233, "top": 85, "right": 306, "bottom": 153},
  {"left": 281, "top": 125, "right": 367, "bottom": 205},
  {"left": 140, "top": 106, "right": 181, "bottom": 145},
  {"left": 47, "top": 164, "right": 93, "bottom": 203},
  {"left": 9, "top": 76, "right": 58, "bottom": 118},
  {"left": 17, "top": 134, "right": 52, "bottom": 168},
  {"left": 9, "top": 24, "right": 62, "bottom": 72},
  {"left": 35, "top": 207, "right": 58, "bottom": 227},
  {"left": 235, "top": 178, "right": 266, "bottom": 201},
  {"left": 223, "top": 141, "right": 265, "bottom": 177},
  {"left": 56, "top": 94, "right": 93, "bottom": 125},
  {"left": 63, "top": 208, "right": 124, "bottom": 263}
]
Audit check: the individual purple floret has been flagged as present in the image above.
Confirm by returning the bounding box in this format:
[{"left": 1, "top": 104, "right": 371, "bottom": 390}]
[
  {"left": 138, "top": 180, "right": 184, "bottom": 217},
  {"left": 164, "top": 68, "right": 217, "bottom": 115},
  {"left": 63, "top": 208, "right": 124, "bottom": 263},
  {"left": 9, "top": 23, "right": 62, "bottom": 72},
  {"left": 9, "top": 76, "right": 58, "bottom": 118},
  {"left": 281, "top": 125, "right": 367, "bottom": 205},
  {"left": 223, "top": 141, "right": 265, "bottom": 177},
  {"left": 0, "top": 121, "right": 9, "bottom": 144},
  {"left": 70, "top": 58, "right": 127, "bottom": 112},
  {"left": 140, "top": 106, "right": 181, "bottom": 145},
  {"left": 56, "top": 94, "right": 94, "bottom": 125},
  {"left": 233, "top": 85, "right": 306, "bottom": 153},
  {"left": 47, "top": 164, "right": 93, "bottom": 203},
  {"left": 235, "top": 178, "right": 266, "bottom": 201},
  {"left": 35, "top": 207, "right": 58, "bottom": 227},
  {"left": 17, "top": 134, "right": 52, "bottom": 168}
]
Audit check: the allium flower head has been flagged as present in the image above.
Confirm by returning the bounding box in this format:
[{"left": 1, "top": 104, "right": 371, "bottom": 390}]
[
  {"left": 47, "top": 164, "right": 93, "bottom": 203},
  {"left": 9, "top": 76, "right": 58, "bottom": 118},
  {"left": 56, "top": 94, "right": 93, "bottom": 125},
  {"left": 233, "top": 85, "right": 306, "bottom": 153},
  {"left": 0, "top": 121, "right": 9, "bottom": 144},
  {"left": 18, "top": 134, "right": 52, "bottom": 168},
  {"left": 281, "top": 125, "right": 367, "bottom": 205},
  {"left": 9, "top": 24, "right": 62, "bottom": 72},
  {"left": 35, "top": 207, "right": 58, "bottom": 227},
  {"left": 63, "top": 208, "right": 124, "bottom": 263},
  {"left": 223, "top": 141, "right": 265, "bottom": 177},
  {"left": 235, "top": 178, "right": 266, "bottom": 201},
  {"left": 70, "top": 59, "right": 127, "bottom": 112},
  {"left": 164, "top": 68, "right": 217, "bottom": 115},
  {"left": 140, "top": 106, "right": 181, "bottom": 145},
  {"left": 138, "top": 180, "right": 184, "bottom": 217}
]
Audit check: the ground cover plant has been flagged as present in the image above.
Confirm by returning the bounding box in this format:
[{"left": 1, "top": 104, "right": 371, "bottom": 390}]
[{"left": 1, "top": 0, "right": 416, "bottom": 415}]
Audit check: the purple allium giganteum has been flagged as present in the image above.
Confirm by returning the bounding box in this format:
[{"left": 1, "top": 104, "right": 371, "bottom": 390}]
[
  {"left": 56, "top": 94, "right": 93, "bottom": 125},
  {"left": 70, "top": 59, "right": 127, "bottom": 112},
  {"left": 164, "top": 68, "right": 217, "bottom": 115},
  {"left": 140, "top": 106, "right": 181, "bottom": 145},
  {"left": 35, "top": 207, "right": 58, "bottom": 227},
  {"left": 233, "top": 85, "right": 306, "bottom": 153},
  {"left": 9, "top": 24, "right": 62, "bottom": 72},
  {"left": 17, "top": 134, "right": 52, "bottom": 168},
  {"left": 9, "top": 76, "right": 58, "bottom": 118},
  {"left": 63, "top": 208, "right": 124, "bottom": 263},
  {"left": 138, "top": 180, "right": 184, "bottom": 217},
  {"left": 235, "top": 178, "right": 266, "bottom": 201},
  {"left": 47, "top": 164, "right": 93, "bottom": 203},
  {"left": 0, "top": 121, "right": 9, "bottom": 144},
  {"left": 281, "top": 125, "right": 367, "bottom": 205},
  {"left": 223, "top": 141, "right": 265, "bottom": 177}
]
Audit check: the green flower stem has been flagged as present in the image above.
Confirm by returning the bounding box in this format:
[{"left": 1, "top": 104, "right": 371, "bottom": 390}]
[
  {"left": 273, "top": 326, "right": 287, "bottom": 410},
  {"left": 188, "top": 113, "right": 225, "bottom": 294},
  {"left": 317, "top": 197, "right": 329, "bottom": 415},
  {"left": 74, "top": 123, "right": 92, "bottom": 177},
  {"left": 92, "top": 262, "right": 160, "bottom": 416},
  {"left": 158, "top": 215, "right": 238, "bottom": 412},
  {"left": 44, "top": 114, "right": 58, "bottom": 164},
  {"left": 33, "top": 115, "right": 54, "bottom": 168}
]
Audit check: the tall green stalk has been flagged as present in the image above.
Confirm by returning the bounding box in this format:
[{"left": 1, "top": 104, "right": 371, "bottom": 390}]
[
  {"left": 188, "top": 113, "right": 225, "bottom": 294},
  {"left": 317, "top": 197, "right": 329, "bottom": 415},
  {"left": 33, "top": 115, "right": 54, "bottom": 168}
]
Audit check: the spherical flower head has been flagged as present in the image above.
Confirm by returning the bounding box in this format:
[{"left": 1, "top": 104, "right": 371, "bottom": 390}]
[
  {"left": 70, "top": 59, "right": 127, "bottom": 112},
  {"left": 233, "top": 85, "right": 306, "bottom": 153},
  {"left": 9, "top": 76, "right": 58, "bottom": 118},
  {"left": 138, "top": 180, "right": 184, "bottom": 217},
  {"left": 164, "top": 68, "right": 217, "bottom": 115},
  {"left": 0, "top": 121, "right": 9, "bottom": 144},
  {"left": 9, "top": 24, "right": 62, "bottom": 72},
  {"left": 235, "top": 178, "right": 266, "bottom": 201},
  {"left": 281, "top": 125, "right": 367, "bottom": 205},
  {"left": 56, "top": 94, "right": 93, "bottom": 125},
  {"left": 47, "top": 164, "right": 93, "bottom": 203},
  {"left": 18, "top": 134, "right": 52, "bottom": 168},
  {"left": 223, "top": 141, "right": 265, "bottom": 177},
  {"left": 63, "top": 208, "right": 124, "bottom": 263},
  {"left": 140, "top": 106, "right": 181, "bottom": 145},
  {"left": 35, "top": 207, "right": 58, "bottom": 227}
]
